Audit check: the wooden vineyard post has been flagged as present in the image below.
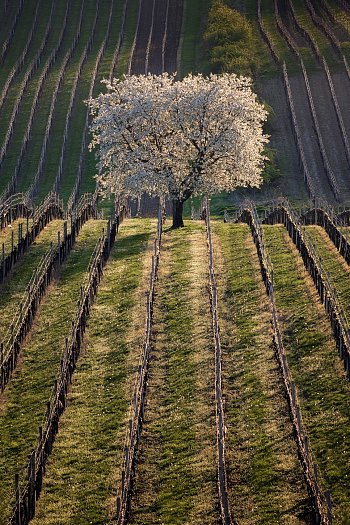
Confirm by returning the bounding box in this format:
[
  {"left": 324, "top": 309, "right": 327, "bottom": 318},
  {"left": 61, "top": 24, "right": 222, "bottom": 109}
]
[
  {"left": 1, "top": 242, "right": 4, "bottom": 283},
  {"left": 57, "top": 231, "right": 61, "bottom": 265},
  {"left": 15, "top": 473, "right": 20, "bottom": 525},
  {"left": 325, "top": 491, "right": 332, "bottom": 524}
]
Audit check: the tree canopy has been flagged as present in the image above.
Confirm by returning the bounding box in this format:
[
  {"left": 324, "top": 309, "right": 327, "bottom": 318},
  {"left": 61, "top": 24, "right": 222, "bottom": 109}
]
[{"left": 88, "top": 73, "right": 268, "bottom": 226}]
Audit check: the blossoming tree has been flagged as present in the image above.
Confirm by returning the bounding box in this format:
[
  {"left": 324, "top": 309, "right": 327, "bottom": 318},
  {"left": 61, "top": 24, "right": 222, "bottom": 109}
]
[{"left": 88, "top": 73, "right": 268, "bottom": 227}]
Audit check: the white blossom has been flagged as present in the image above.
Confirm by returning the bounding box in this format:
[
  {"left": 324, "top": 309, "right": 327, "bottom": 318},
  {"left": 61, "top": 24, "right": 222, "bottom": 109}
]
[{"left": 88, "top": 73, "right": 269, "bottom": 203}]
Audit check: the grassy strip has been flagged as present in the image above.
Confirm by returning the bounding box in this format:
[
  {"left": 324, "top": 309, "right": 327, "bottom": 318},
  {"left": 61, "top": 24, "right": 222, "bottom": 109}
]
[
  {"left": 178, "top": 0, "right": 212, "bottom": 78},
  {"left": 260, "top": 0, "right": 299, "bottom": 71},
  {"left": 29, "top": 218, "right": 154, "bottom": 525},
  {"left": 213, "top": 222, "right": 310, "bottom": 524},
  {"left": 0, "top": 1, "right": 65, "bottom": 193},
  {"left": 14, "top": 0, "right": 83, "bottom": 194},
  {"left": 34, "top": 0, "right": 98, "bottom": 201},
  {"left": 130, "top": 221, "right": 216, "bottom": 525},
  {"left": 0, "top": 218, "right": 27, "bottom": 256},
  {"left": 262, "top": 224, "right": 350, "bottom": 524},
  {"left": 0, "top": 219, "right": 65, "bottom": 338},
  {"left": 0, "top": 219, "right": 106, "bottom": 524},
  {"left": 59, "top": 0, "right": 113, "bottom": 203},
  {"left": 115, "top": 0, "right": 139, "bottom": 77},
  {"left": 306, "top": 225, "right": 350, "bottom": 320}
]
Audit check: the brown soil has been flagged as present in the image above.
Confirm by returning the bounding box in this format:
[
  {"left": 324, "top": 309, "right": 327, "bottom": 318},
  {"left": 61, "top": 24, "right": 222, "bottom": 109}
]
[{"left": 308, "top": 69, "right": 350, "bottom": 201}]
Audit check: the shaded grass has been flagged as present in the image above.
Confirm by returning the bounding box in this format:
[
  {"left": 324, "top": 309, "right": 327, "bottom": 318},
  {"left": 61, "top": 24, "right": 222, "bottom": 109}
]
[
  {"left": 178, "top": 0, "right": 212, "bottom": 78},
  {"left": 0, "top": 0, "right": 67, "bottom": 194},
  {"left": 130, "top": 221, "right": 216, "bottom": 525},
  {"left": 115, "top": 0, "right": 139, "bottom": 77},
  {"left": 59, "top": 0, "right": 114, "bottom": 203},
  {"left": 30, "top": 218, "right": 155, "bottom": 525},
  {"left": 214, "top": 222, "right": 311, "bottom": 524},
  {"left": 0, "top": 219, "right": 106, "bottom": 524},
  {"left": 262, "top": 224, "right": 350, "bottom": 524}
]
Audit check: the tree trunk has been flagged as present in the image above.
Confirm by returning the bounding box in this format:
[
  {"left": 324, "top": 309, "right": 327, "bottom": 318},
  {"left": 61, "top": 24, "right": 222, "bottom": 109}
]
[{"left": 172, "top": 198, "right": 184, "bottom": 228}]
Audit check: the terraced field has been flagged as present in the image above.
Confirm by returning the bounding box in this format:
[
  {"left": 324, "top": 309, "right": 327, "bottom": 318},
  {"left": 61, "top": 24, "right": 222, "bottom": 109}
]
[{"left": 2, "top": 1, "right": 350, "bottom": 524}]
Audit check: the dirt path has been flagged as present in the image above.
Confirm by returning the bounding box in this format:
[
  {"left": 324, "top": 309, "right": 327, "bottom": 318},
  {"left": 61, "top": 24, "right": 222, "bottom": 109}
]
[
  {"left": 332, "top": 70, "right": 350, "bottom": 150},
  {"left": 256, "top": 76, "right": 308, "bottom": 200},
  {"left": 288, "top": 73, "right": 335, "bottom": 201}
]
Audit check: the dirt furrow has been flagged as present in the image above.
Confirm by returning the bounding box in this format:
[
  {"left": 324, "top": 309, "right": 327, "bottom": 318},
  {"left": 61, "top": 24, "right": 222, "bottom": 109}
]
[
  {"left": 256, "top": 76, "right": 307, "bottom": 200},
  {"left": 130, "top": 0, "right": 153, "bottom": 75},
  {"left": 332, "top": 70, "right": 350, "bottom": 152},
  {"left": 308, "top": 69, "right": 350, "bottom": 200},
  {"left": 288, "top": 73, "right": 335, "bottom": 201},
  {"left": 147, "top": 0, "right": 167, "bottom": 74}
]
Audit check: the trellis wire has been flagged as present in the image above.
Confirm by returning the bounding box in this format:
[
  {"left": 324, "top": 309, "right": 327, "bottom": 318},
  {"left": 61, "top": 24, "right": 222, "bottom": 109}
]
[{"left": 203, "top": 197, "right": 233, "bottom": 525}]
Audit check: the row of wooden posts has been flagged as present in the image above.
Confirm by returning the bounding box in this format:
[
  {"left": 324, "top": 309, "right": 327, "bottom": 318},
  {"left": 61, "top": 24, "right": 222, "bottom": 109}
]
[
  {"left": 0, "top": 193, "right": 94, "bottom": 393},
  {"left": 52, "top": 0, "right": 93, "bottom": 194},
  {"left": 237, "top": 203, "right": 332, "bottom": 525},
  {"left": 0, "top": 0, "right": 56, "bottom": 183},
  {"left": 204, "top": 199, "right": 232, "bottom": 525},
  {"left": 9, "top": 203, "right": 128, "bottom": 525},
  {"left": 0, "top": 193, "right": 64, "bottom": 285},
  {"left": 262, "top": 202, "right": 350, "bottom": 379},
  {"left": 0, "top": 1, "right": 40, "bottom": 113},
  {"left": 0, "top": 194, "right": 32, "bottom": 230},
  {"left": 114, "top": 207, "right": 163, "bottom": 525},
  {"left": 0, "top": 0, "right": 24, "bottom": 63}
]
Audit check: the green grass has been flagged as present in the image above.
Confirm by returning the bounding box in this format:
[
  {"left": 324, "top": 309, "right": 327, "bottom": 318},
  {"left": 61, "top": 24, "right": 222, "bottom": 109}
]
[
  {"left": 130, "top": 221, "right": 216, "bottom": 525},
  {"left": 214, "top": 222, "right": 310, "bottom": 524},
  {"left": 0, "top": 1, "right": 63, "bottom": 194},
  {"left": 178, "top": 0, "right": 212, "bottom": 78},
  {"left": 30, "top": 218, "right": 155, "bottom": 525},
  {"left": 34, "top": 0, "right": 100, "bottom": 202},
  {"left": 292, "top": 0, "right": 339, "bottom": 68},
  {"left": 262, "top": 224, "right": 350, "bottom": 524},
  {"left": 0, "top": 219, "right": 65, "bottom": 338},
  {"left": 260, "top": 0, "right": 299, "bottom": 72},
  {"left": 114, "top": 0, "right": 139, "bottom": 77},
  {"left": 0, "top": 219, "right": 106, "bottom": 524},
  {"left": 305, "top": 225, "right": 350, "bottom": 322},
  {"left": 0, "top": 218, "right": 27, "bottom": 256},
  {"left": 59, "top": 0, "right": 114, "bottom": 203}
]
